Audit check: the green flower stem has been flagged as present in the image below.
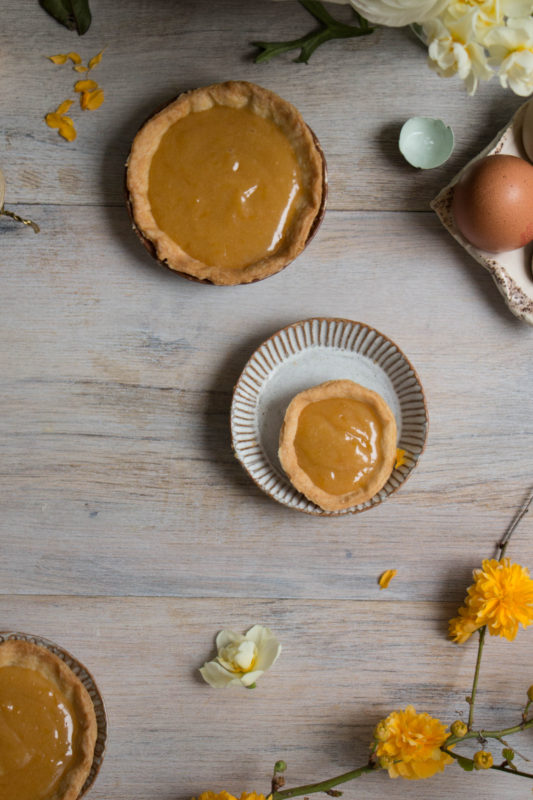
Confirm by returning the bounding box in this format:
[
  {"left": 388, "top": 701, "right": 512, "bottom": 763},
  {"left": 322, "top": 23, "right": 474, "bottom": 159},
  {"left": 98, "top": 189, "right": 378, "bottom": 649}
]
[
  {"left": 446, "top": 716, "right": 533, "bottom": 747},
  {"left": 253, "top": 0, "right": 374, "bottom": 64},
  {"left": 467, "top": 626, "right": 486, "bottom": 729},
  {"left": 272, "top": 764, "right": 378, "bottom": 800},
  {"left": 442, "top": 747, "right": 533, "bottom": 779}
]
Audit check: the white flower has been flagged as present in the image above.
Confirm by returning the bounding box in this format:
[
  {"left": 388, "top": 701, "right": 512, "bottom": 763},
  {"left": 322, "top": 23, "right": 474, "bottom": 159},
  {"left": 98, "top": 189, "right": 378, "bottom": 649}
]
[
  {"left": 347, "top": 0, "right": 449, "bottom": 26},
  {"left": 486, "top": 17, "right": 533, "bottom": 96},
  {"left": 424, "top": 11, "right": 494, "bottom": 94},
  {"left": 199, "top": 625, "right": 281, "bottom": 688}
]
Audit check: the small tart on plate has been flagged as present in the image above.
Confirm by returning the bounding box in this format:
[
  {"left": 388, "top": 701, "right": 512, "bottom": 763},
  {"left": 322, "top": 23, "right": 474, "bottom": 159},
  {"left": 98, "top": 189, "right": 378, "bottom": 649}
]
[
  {"left": 278, "top": 379, "right": 398, "bottom": 512},
  {"left": 0, "top": 639, "right": 98, "bottom": 800},
  {"left": 126, "top": 80, "right": 325, "bottom": 285}
]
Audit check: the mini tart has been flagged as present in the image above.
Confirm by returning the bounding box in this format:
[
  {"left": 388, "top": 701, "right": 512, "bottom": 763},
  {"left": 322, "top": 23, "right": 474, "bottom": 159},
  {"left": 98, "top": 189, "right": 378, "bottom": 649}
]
[
  {"left": 0, "top": 639, "right": 97, "bottom": 800},
  {"left": 126, "top": 81, "right": 325, "bottom": 285},
  {"left": 278, "top": 380, "right": 397, "bottom": 512}
]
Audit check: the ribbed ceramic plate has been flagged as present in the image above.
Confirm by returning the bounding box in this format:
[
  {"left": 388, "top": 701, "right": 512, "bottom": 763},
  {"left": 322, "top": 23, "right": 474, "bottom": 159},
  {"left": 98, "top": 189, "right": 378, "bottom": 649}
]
[
  {"left": 432, "top": 99, "right": 533, "bottom": 325},
  {"left": 231, "top": 318, "right": 428, "bottom": 516},
  {"left": 0, "top": 630, "right": 107, "bottom": 798}
]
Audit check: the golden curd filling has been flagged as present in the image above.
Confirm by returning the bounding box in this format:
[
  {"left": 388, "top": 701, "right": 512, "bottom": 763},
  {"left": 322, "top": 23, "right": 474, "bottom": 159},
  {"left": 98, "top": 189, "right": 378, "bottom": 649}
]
[
  {"left": 148, "top": 105, "right": 304, "bottom": 269},
  {"left": 0, "top": 665, "right": 78, "bottom": 800},
  {"left": 294, "top": 397, "right": 385, "bottom": 496}
]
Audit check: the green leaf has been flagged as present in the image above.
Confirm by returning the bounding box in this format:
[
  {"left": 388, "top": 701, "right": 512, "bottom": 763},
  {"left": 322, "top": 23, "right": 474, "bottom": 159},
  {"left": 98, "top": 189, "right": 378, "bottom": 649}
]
[
  {"left": 456, "top": 756, "right": 475, "bottom": 772},
  {"left": 502, "top": 748, "right": 515, "bottom": 762},
  {"left": 39, "top": 0, "right": 91, "bottom": 35}
]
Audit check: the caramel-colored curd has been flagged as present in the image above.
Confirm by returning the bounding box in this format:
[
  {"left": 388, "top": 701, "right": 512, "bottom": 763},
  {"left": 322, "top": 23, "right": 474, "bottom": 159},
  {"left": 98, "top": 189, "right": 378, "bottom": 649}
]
[
  {"left": 294, "top": 397, "right": 385, "bottom": 495},
  {"left": 0, "top": 665, "right": 78, "bottom": 800},
  {"left": 148, "top": 105, "right": 304, "bottom": 268}
]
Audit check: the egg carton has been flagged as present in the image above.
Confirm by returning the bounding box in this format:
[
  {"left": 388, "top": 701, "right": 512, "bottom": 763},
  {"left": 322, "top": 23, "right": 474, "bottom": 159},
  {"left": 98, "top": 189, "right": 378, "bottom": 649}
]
[{"left": 432, "top": 100, "right": 533, "bottom": 326}]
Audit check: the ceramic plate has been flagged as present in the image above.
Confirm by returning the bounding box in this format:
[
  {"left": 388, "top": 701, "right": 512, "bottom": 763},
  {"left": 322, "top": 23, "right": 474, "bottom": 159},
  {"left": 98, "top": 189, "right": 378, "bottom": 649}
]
[
  {"left": 231, "top": 318, "right": 428, "bottom": 516},
  {"left": 0, "top": 630, "right": 107, "bottom": 798},
  {"left": 432, "top": 99, "right": 533, "bottom": 325}
]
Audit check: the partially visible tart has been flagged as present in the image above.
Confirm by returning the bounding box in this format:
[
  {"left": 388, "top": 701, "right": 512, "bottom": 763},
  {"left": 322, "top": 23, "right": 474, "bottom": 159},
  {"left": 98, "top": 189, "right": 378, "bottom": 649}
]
[
  {"left": 126, "top": 81, "right": 325, "bottom": 285},
  {"left": 278, "top": 380, "right": 398, "bottom": 512},
  {"left": 0, "top": 639, "right": 97, "bottom": 800}
]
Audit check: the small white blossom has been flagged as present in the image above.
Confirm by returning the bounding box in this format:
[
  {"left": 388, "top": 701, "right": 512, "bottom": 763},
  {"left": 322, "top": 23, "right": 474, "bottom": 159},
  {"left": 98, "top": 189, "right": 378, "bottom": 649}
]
[
  {"left": 199, "top": 625, "right": 281, "bottom": 688},
  {"left": 486, "top": 17, "right": 533, "bottom": 96},
  {"left": 424, "top": 11, "right": 494, "bottom": 94}
]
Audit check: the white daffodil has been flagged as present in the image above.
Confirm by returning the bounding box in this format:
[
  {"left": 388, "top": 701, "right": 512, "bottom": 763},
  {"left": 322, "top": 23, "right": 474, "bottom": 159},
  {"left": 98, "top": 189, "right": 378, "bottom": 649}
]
[
  {"left": 486, "top": 17, "right": 533, "bottom": 96},
  {"left": 424, "top": 11, "right": 494, "bottom": 94},
  {"left": 346, "top": 0, "right": 449, "bottom": 26},
  {"left": 199, "top": 625, "right": 281, "bottom": 688}
]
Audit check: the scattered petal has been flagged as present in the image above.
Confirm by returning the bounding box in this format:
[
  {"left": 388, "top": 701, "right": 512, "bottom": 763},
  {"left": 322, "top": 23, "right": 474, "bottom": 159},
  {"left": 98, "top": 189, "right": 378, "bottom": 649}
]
[
  {"left": 80, "top": 88, "right": 104, "bottom": 110},
  {"left": 67, "top": 52, "right": 82, "bottom": 64},
  {"left": 48, "top": 54, "right": 68, "bottom": 65},
  {"left": 88, "top": 50, "right": 105, "bottom": 70},
  {"left": 56, "top": 99, "right": 74, "bottom": 115},
  {"left": 379, "top": 569, "right": 397, "bottom": 590},
  {"left": 58, "top": 117, "right": 77, "bottom": 142},
  {"left": 45, "top": 112, "right": 62, "bottom": 129},
  {"left": 74, "top": 79, "right": 98, "bottom": 93},
  {"left": 73, "top": 64, "right": 89, "bottom": 73},
  {"left": 395, "top": 448, "right": 408, "bottom": 469}
]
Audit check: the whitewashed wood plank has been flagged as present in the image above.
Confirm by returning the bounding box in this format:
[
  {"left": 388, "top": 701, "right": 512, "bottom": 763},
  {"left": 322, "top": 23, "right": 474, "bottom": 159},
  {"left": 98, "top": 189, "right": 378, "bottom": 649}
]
[
  {"left": 0, "top": 596, "right": 530, "bottom": 799},
  {"left": 1, "top": 206, "right": 532, "bottom": 598},
  {"left": 0, "top": 0, "right": 523, "bottom": 211}
]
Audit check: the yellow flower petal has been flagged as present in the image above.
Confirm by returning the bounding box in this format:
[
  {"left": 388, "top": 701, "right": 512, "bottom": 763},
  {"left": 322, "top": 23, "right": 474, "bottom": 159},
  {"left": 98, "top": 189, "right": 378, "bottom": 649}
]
[
  {"left": 45, "top": 112, "right": 62, "bottom": 129},
  {"left": 48, "top": 54, "right": 68, "bottom": 65},
  {"left": 379, "top": 569, "right": 397, "bottom": 590},
  {"left": 73, "top": 64, "right": 89, "bottom": 73},
  {"left": 58, "top": 118, "right": 77, "bottom": 142},
  {"left": 55, "top": 99, "right": 74, "bottom": 115},
  {"left": 88, "top": 50, "right": 105, "bottom": 70},
  {"left": 67, "top": 52, "right": 82, "bottom": 64},
  {"left": 395, "top": 448, "right": 408, "bottom": 469},
  {"left": 81, "top": 88, "right": 104, "bottom": 110},
  {"left": 74, "top": 79, "right": 98, "bottom": 93}
]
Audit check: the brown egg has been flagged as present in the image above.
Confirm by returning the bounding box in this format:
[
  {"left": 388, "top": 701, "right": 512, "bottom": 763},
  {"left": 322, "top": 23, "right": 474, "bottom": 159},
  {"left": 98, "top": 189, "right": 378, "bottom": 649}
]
[{"left": 452, "top": 154, "right": 533, "bottom": 253}]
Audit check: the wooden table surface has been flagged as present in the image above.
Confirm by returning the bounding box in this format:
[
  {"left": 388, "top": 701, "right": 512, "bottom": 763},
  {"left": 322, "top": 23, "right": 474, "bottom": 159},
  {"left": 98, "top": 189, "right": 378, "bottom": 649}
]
[{"left": 2, "top": 2, "right": 533, "bottom": 798}]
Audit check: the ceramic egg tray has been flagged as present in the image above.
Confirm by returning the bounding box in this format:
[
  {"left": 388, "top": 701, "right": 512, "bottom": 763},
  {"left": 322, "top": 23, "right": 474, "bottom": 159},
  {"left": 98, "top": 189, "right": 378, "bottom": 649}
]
[{"left": 432, "top": 100, "right": 533, "bottom": 325}]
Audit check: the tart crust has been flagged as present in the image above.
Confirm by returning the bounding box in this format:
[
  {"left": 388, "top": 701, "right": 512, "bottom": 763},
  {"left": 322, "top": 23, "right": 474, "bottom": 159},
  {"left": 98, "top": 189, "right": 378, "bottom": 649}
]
[
  {"left": 126, "top": 81, "right": 325, "bottom": 285},
  {"left": 0, "top": 639, "right": 97, "bottom": 800},
  {"left": 278, "top": 380, "right": 398, "bottom": 512}
]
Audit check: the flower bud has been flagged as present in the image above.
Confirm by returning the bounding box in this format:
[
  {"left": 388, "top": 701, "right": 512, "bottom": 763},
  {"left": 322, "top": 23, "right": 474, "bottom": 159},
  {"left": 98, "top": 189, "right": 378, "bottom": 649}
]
[
  {"left": 274, "top": 761, "right": 287, "bottom": 774},
  {"left": 473, "top": 750, "right": 493, "bottom": 770},
  {"left": 527, "top": 685, "right": 533, "bottom": 702},
  {"left": 374, "top": 721, "right": 389, "bottom": 741},
  {"left": 450, "top": 720, "right": 468, "bottom": 738}
]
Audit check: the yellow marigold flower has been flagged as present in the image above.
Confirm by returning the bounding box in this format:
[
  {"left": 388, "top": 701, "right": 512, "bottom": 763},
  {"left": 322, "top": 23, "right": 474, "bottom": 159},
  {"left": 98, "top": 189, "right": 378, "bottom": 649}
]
[
  {"left": 473, "top": 750, "right": 493, "bottom": 770},
  {"left": 48, "top": 53, "right": 68, "bottom": 64},
  {"left": 373, "top": 705, "right": 453, "bottom": 780},
  {"left": 74, "top": 79, "right": 98, "bottom": 93},
  {"left": 395, "top": 448, "right": 408, "bottom": 469},
  {"left": 379, "top": 569, "right": 397, "bottom": 590},
  {"left": 452, "top": 558, "right": 533, "bottom": 643},
  {"left": 194, "top": 792, "right": 266, "bottom": 800},
  {"left": 80, "top": 88, "right": 105, "bottom": 111},
  {"left": 88, "top": 50, "right": 105, "bottom": 70}
]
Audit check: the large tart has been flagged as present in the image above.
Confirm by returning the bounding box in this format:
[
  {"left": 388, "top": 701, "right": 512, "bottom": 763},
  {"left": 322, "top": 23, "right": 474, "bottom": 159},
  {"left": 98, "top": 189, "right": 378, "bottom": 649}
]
[
  {"left": 0, "top": 639, "right": 97, "bottom": 800},
  {"left": 126, "top": 81, "right": 325, "bottom": 285},
  {"left": 278, "top": 380, "right": 398, "bottom": 512}
]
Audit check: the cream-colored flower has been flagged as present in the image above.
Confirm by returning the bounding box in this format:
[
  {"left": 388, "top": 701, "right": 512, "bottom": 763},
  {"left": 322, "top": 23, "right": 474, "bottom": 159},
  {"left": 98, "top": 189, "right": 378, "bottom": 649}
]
[
  {"left": 486, "top": 17, "right": 533, "bottom": 96},
  {"left": 424, "top": 11, "right": 494, "bottom": 94},
  {"left": 347, "top": 0, "right": 449, "bottom": 26},
  {"left": 199, "top": 625, "right": 281, "bottom": 688}
]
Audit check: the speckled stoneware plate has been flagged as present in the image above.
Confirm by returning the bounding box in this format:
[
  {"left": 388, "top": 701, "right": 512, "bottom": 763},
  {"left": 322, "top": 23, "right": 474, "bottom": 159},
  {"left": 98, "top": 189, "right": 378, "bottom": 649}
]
[
  {"left": 231, "top": 318, "right": 428, "bottom": 516},
  {"left": 0, "top": 630, "right": 107, "bottom": 798},
  {"left": 432, "top": 100, "right": 533, "bottom": 325}
]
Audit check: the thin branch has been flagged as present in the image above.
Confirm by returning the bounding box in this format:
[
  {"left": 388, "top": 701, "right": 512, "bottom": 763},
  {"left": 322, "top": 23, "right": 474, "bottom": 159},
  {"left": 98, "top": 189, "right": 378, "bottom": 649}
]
[
  {"left": 467, "top": 626, "right": 486, "bottom": 729},
  {"left": 273, "top": 764, "right": 377, "bottom": 800},
  {"left": 498, "top": 487, "right": 533, "bottom": 559}
]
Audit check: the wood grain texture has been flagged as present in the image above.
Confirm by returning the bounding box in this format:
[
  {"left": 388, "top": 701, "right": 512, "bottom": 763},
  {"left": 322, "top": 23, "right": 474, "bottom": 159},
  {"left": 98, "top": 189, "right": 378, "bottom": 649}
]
[{"left": 1, "top": 1, "right": 533, "bottom": 799}]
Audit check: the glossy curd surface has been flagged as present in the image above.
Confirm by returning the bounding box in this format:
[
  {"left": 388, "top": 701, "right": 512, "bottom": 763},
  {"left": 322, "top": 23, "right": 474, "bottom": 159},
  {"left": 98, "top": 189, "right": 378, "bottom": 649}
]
[
  {"left": 0, "top": 665, "right": 78, "bottom": 800},
  {"left": 148, "top": 105, "right": 303, "bottom": 268},
  {"left": 294, "top": 397, "right": 385, "bottom": 495}
]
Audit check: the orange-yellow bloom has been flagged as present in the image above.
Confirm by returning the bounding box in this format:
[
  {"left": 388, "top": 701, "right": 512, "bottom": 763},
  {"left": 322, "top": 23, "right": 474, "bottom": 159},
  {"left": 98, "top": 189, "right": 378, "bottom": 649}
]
[
  {"left": 373, "top": 705, "right": 453, "bottom": 780},
  {"left": 194, "top": 792, "right": 266, "bottom": 800},
  {"left": 379, "top": 569, "right": 397, "bottom": 590},
  {"left": 450, "top": 559, "right": 533, "bottom": 643}
]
